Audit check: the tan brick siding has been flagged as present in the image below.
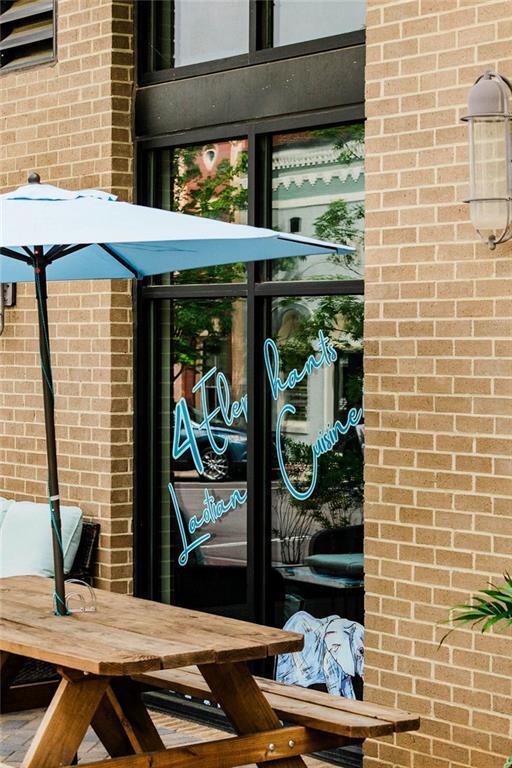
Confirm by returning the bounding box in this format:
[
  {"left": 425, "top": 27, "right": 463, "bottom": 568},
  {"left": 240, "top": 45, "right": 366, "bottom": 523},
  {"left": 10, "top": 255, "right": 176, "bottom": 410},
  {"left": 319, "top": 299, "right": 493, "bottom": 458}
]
[
  {"left": 364, "top": 1, "right": 512, "bottom": 765},
  {"left": 0, "top": 0, "right": 134, "bottom": 592}
]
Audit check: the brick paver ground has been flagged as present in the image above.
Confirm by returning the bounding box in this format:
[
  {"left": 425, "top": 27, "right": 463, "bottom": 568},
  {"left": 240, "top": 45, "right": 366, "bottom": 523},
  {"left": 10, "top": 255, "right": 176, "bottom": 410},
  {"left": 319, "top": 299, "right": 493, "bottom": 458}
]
[{"left": 0, "top": 707, "right": 332, "bottom": 767}]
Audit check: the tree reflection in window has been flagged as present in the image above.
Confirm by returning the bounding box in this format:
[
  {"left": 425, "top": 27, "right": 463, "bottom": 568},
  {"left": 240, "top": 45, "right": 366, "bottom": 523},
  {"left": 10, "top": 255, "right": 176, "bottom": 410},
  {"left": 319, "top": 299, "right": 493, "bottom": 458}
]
[
  {"left": 271, "top": 295, "right": 364, "bottom": 565},
  {"left": 272, "top": 123, "right": 365, "bottom": 281}
]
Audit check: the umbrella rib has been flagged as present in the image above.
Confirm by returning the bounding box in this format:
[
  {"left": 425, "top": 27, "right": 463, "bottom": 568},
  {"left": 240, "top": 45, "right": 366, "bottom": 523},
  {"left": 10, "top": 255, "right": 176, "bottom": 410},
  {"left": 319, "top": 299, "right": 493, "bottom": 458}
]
[
  {"left": 0, "top": 247, "right": 31, "bottom": 264},
  {"left": 44, "top": 244, "right": 68, "bottom": 260},
  {"left": 46, "top": 244, "right": 88, "bottom": 262},
  {"left": 99, "top": 243, "right": 140, "bottom": 278},
  {"left": 277, "top": 235, "right": 339, "bottom": 252}
]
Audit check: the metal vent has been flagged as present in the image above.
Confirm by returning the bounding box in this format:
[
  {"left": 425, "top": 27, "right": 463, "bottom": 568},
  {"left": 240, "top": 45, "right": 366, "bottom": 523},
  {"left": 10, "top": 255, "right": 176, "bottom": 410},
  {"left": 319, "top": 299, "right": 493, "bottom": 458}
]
[{"left": 0, "top": 0, "right": 55, "bottom": 72}]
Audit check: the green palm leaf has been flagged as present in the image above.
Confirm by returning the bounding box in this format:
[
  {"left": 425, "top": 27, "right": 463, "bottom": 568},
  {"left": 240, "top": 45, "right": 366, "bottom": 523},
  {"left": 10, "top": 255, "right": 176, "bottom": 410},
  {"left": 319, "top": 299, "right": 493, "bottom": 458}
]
[{"left": 439, "top": 572, "right": 512, "bottom": 646}]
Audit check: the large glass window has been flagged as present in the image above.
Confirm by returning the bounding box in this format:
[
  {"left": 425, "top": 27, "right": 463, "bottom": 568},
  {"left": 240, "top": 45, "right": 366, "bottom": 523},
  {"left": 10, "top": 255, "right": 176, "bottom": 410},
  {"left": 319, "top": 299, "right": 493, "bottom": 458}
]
[
  {"left": 271, "top": 124, "right": 365, "bottom": 280},
  {"left": 152, "top": 139, "right": 248, "bottom": 285},
  {"left": 158, "top": 297, "right": 248, "bottom": 617},
  {"left": 143, "top": 0, "right": 249, "bottom": 72},
  {"left": 273, "top": 0, "right": 366, "bottom": 47},
  {"left": 137, "top": 0, "right": 365, "bottom": 756},
  {"left": 269, "top": 296, "right": 364, "bottom": 692}
]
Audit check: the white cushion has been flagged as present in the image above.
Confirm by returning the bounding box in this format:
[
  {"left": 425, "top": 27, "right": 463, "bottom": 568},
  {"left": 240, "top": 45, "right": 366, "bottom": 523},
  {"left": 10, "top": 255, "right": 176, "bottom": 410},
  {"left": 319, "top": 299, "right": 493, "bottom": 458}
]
[{"left": 0, "top": 501, "right": 83, "bottom": 578}]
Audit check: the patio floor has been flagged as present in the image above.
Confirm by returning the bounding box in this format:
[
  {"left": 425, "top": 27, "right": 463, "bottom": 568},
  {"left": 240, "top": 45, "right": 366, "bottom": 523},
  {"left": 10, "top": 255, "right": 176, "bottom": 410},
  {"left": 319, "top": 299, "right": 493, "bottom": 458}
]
[{"left": 0, "top": 707, "right": 333, "bottom": 767}]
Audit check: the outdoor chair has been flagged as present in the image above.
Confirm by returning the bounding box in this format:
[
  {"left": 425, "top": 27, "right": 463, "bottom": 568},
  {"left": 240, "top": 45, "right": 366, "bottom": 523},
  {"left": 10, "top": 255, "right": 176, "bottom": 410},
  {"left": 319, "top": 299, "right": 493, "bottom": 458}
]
[
  {"left": 10, "top": 520, "right": 100, "bottom": 687},
  {"left": 306, "top": 524, "right": 364, "bottom": 578}
]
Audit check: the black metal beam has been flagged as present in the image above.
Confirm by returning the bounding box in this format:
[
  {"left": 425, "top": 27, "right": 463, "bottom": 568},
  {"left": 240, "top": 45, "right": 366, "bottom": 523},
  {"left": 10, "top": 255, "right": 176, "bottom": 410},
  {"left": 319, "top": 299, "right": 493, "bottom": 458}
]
[{"left": 136, "top": 45, "right": 365, "bottom": 139}]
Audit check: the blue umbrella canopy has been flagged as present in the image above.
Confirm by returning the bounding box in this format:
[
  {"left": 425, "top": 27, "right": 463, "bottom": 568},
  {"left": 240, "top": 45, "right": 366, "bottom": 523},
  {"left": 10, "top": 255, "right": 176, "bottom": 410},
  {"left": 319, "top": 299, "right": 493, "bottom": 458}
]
[
  {"left": 0, "top": 175, "right": 353, "bottom": 615},
  {"left": 0, "top": 180, "right": 352, "bottom": 282}
]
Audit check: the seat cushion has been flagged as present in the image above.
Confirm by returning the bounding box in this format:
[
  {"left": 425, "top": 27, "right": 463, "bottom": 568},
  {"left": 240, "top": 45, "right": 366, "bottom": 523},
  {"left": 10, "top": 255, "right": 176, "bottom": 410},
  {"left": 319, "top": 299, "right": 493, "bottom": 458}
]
[
  {"left": 305, "top": 552, "right": 364, "bottom": 577},
  {"left": 0, "top": 501, "right": 83, "bottom": 578}
]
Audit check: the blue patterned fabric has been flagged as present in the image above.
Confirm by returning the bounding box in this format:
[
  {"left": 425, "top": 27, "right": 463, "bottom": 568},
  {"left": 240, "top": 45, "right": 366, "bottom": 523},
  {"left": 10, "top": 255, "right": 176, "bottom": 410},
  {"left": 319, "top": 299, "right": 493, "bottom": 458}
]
[{"left": 275, "top": 610, "right": 364, "bottom": 699}]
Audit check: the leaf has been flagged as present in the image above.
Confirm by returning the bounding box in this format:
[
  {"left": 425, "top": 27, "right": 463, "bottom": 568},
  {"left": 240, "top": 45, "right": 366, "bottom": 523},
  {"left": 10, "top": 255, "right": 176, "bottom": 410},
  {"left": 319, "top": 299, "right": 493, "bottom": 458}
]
[{"left": 439, "top": 571, "right": 512, "bottom": 646}]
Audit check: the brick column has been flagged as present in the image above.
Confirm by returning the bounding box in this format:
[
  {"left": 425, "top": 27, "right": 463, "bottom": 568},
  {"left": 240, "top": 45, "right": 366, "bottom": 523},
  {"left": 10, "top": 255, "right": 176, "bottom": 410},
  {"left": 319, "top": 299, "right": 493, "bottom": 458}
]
[
  {"left": 364, "top": 1, "right": 512, "bottom": 766},
  {"left": 0, "top": 0, "right": 134, "bottom": 593}
]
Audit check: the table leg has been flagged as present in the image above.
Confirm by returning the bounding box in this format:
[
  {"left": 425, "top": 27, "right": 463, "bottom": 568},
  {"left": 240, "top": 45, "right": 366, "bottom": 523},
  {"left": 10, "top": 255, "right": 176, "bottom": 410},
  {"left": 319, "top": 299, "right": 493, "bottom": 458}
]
[
  {"left": 92, "top": 678, "right": 165, "bottom": 755},
  {"left": 199, "top": 661, "right": 308, "bottom": 768},
  {"left": 21, "top": 673, "right": 110, "bottom": 768}
]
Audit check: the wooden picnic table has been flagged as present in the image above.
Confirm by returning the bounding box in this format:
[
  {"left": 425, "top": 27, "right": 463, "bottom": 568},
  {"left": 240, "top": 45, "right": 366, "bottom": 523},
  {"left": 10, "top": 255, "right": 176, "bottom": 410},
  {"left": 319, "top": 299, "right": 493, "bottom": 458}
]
[{"left": 0, "top": 575, "right": 419, "bottom": 768}]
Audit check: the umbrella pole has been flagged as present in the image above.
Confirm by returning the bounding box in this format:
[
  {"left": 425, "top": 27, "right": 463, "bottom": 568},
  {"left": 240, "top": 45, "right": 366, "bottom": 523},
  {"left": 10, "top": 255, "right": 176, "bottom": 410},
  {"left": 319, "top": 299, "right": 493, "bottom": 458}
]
[{"left": 33, "top": 248, "right": 67, "bottom": 615}]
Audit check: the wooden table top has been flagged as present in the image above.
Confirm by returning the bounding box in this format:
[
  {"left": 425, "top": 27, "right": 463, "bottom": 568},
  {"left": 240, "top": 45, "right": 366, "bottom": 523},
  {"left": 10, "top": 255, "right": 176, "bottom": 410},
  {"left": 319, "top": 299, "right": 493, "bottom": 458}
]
[{"left": 0, "top": 576, "right": 303, "bottom": 676}]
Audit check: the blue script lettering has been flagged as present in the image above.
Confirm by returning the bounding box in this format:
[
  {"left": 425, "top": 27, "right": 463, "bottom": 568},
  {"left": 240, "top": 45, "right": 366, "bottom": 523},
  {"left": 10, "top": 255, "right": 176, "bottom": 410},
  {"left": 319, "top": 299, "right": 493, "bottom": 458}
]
[
  {"left": 172, "top": 397, "right": 205, "bottom": 474},
  {"left": 172, "top": 368, "right": 248, "bottom": 474},
  {"left": 170, "top": 329, "right": 363, "bottom": 565},
  {"left": 169, "top": 482, "right": 248, "bottom": 566},
  {"left": 192, "top": 369, "right": 228, "bottom": 455},
  {"left": 264, "top": 330, "right": 338, "bottom": 401},
  {"left": 276, "top": 405, "right": 363, "bottom": 501},
  {"left": 189, "top": 487, "right": 248, "bottom": 533}
]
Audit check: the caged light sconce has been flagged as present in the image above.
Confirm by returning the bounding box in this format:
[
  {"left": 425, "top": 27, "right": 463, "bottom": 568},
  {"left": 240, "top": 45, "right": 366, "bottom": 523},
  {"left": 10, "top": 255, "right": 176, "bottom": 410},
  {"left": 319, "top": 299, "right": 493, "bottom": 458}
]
[{"left": 462, "top": 70, "right": 512, "bottom": 250}]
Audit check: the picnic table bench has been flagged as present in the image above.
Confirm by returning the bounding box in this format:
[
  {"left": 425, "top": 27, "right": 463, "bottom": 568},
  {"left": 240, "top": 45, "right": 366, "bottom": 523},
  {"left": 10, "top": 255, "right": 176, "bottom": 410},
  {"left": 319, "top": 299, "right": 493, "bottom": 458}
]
[{"left": 0, "top": 575, "right": 419, "bottom": 768}]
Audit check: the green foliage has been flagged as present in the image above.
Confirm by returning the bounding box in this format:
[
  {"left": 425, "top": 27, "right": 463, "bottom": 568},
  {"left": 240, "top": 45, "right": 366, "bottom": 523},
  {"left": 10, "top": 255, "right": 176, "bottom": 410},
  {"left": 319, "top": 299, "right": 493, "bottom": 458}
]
[
  {"left": 314, "top": 199, "right": 365, "bottom": 274},
  {"left": 173, "top": 147, "right": 248, "bottom": 221},
  {"left": 503, "top": 756, "right": 512, "bottom": 768},
  {"left": 314, "top": 123, "right": 365, "bottom": 164},
  {"left": 171, "top": 297, "right": 236, "bottom": 381},
  {"left": 275, "top": 295, "right": 363, "bottom": 376},
  {"left": 167, "top": 145, "right": 248, "bottom": 378},
  {"left": 276, "top": 124, "right": 365, "bottom": 281},
  {"left": 440, "top": 572, "right": 512, "bottom": 645},
  {"left": 282, "top": 437, "right": 364, "bottom": 529}
]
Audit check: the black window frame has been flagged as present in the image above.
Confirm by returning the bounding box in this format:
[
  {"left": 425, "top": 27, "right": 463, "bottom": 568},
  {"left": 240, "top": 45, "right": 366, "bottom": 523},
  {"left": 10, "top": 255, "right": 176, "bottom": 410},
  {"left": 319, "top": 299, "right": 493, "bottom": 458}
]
[
  {"left": 134, "top": 12, "right": 365, "bottom": 764},
  {"left": 134, "top": 110, "right": 365, "bottom": 618},
  {"left": 136, "top": 0, "right": 365, "bottom": 86}
]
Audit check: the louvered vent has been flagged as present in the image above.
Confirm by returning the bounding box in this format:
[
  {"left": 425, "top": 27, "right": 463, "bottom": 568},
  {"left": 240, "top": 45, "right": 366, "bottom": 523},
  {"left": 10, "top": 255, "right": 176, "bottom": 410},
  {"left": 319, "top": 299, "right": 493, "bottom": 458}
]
[{"left": 0, "top": 0, "right": 55, "bottom": 72}]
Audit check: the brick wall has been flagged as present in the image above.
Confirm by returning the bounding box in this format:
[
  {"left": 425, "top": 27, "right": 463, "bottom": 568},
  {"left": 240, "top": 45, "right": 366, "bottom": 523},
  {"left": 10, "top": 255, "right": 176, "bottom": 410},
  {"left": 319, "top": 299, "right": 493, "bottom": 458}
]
[
  {"left": 364, "top": 1, "right": 512, "bottom": 765},
  {"left": 0, "top": 0, "right": 134, "bottom": 592}
]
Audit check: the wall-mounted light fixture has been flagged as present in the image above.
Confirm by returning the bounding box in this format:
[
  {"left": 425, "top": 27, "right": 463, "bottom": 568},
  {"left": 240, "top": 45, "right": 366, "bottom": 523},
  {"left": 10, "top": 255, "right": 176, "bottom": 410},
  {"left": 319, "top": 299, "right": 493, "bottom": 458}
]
[{"left": 462, "top": 70, "right": 512, "bottom": 250}]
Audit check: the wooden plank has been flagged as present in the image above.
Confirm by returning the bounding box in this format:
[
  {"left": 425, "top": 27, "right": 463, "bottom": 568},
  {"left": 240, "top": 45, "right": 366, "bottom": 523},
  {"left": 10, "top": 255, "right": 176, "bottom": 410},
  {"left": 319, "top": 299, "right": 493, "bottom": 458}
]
[
  {"left": 65, "top": 726, "right": 345, "bottom": 768},
  {"left": 91, "top": 687, "right": 137, "bottom": 758},
  {"left": 135, "top": 667, "right": 214, "bottom": 700},
  {"left": 257, "top": 678, "right": 419, "bottom": 733},
  {"left": 109, "top": 677, "right": 166, "bottom": 752},
  {"left": 0, "top": 596, "right": 218, "bottom": 674},
  {"left": 0, "top": 577, "right": 303, "bottom": 661},
  {"left": 199, "top": 661, "right": 307, "bottom": 768},
  {"left": 0, "top": 615, "right": 162, "bottom": 676},
  {"left": 140, "top": 665, "right": 418, "bottom": 728},
  {"left": 136, "top": 667, "right": 420, "bottom": 738},
  {"left": 0, "top": 592, "right": 280, "bottom": 675},
  {"left": 1, "top": 681, "right": 58, "bottom": 713},
  {"left": 21, "top": 674, "right": 110, "bottom": 768}
]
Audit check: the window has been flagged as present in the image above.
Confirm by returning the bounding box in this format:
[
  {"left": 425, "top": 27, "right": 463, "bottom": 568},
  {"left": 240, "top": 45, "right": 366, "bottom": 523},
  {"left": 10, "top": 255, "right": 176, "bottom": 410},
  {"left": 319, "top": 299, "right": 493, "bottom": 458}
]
[
  {"left": 148, "top": 139, "right": 248, "bottom": 285},
  {"left": 270, "top": 294, "right": 364, "bottom": 639},
  {"left": 142, "top": 0, "right": 249, "bottom": 73},
  {"left": 273, "top": 0, "right": 366, "bottom": 47},
  {"left": 136, "top": 6, "right": 365, "bottom": 760},
  {"left": 0, "top": 0, "right": 55, "bottom": 72},
  {"left": 156, "top": 297, "right": 248, "bottom": 616},
  {"left": 139, "top": 0, "right": 365, "bottom": 79},
  {"left": 139, "top": 122, "right": 364, "bottom": 638},
  {"left": 289, "top": 216, "right": 301, "bottom": 233},
  {"left": 272, "top": 125, "right": 365, "bottom": 280}
]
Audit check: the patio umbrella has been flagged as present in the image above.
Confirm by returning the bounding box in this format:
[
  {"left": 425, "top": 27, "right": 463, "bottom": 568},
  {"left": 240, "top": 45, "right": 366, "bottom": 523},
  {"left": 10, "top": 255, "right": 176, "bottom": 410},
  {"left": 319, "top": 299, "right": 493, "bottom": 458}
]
[{"left": 0, "top": 173, "right": 353, "bottom": 615}]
